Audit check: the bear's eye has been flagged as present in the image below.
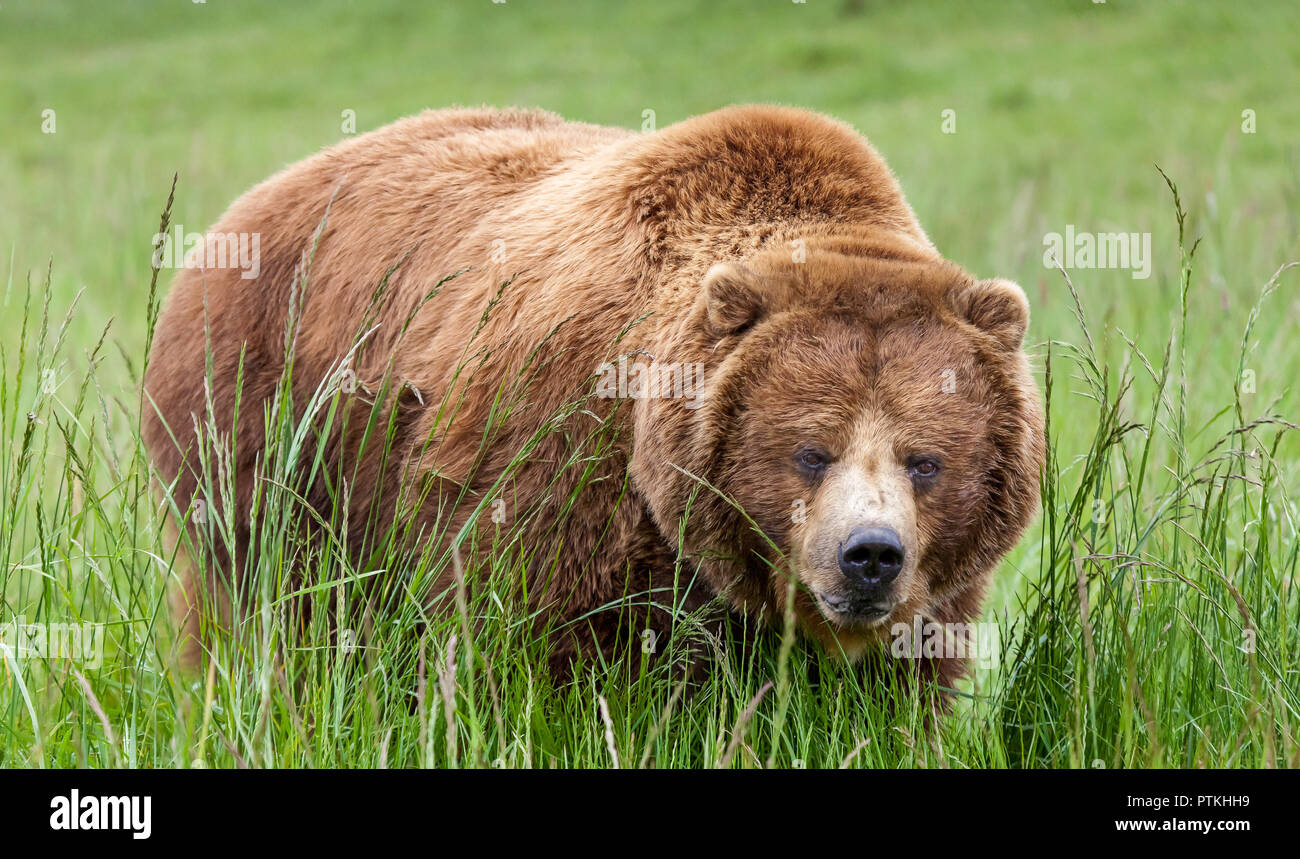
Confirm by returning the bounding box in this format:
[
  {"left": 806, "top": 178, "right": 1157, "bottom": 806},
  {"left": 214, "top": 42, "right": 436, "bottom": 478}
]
[
  {"left": 907, "top": 457, "right": 941, "bottom": 480},
  {"left": 794, "top": 447, "right": 831, "bottom": 474}
]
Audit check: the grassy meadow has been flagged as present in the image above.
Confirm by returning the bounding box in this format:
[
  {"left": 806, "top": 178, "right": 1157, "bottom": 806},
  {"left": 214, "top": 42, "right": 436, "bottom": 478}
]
[{"left": 1, "top": 0, "right": 1298, "bottom": 768}]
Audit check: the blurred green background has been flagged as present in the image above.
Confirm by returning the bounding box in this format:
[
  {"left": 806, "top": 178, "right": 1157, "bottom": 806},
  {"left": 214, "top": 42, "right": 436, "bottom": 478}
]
[
  {"left": 4, "top": 1, "right": 1298, "bottom": 347},
  {"left": 2, "top": 0, "right": 1298, "bottom": 610}
]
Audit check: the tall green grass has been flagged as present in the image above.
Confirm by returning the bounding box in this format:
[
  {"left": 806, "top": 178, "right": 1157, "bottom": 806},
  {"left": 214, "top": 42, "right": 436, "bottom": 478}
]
[{"left": 1, "top": 172, "right": 1296, "bottom": 768}]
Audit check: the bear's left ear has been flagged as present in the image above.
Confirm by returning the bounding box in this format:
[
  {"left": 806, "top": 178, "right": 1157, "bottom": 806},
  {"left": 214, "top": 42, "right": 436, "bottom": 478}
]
[
  {"left": 700, "top": 262, "right": 772, "bottom": 337},
  {"left": 952, "top": 278, "right": 1030, "bottom": 350}
]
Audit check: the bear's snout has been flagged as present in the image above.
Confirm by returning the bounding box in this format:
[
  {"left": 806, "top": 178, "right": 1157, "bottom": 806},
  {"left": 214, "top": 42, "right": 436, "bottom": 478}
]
[
  {"left": 796, "top": 437, "right": 920, "bottom": 628},
  {"left": 837, "top": 526, "right": 905, "bottom": 593},
  {"left": 814, "top": 524, "right": 907, "bottom": 623}
]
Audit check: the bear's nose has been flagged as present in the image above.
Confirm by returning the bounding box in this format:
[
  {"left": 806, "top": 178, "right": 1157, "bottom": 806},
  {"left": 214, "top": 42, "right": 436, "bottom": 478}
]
[{"left": 838, "top": 526, "right": 905, "bottom": 586}]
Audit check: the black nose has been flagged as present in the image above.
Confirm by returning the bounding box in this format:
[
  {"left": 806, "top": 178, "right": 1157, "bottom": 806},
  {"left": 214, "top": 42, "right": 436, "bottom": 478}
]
[{"left": 838, "top": 527, "right": 905, "bottom": 585}]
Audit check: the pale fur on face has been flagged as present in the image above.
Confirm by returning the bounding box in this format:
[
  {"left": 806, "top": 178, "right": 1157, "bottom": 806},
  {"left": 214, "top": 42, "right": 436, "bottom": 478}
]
[{"left": 792, "top": 411, "right": 931, "bottom": 636}]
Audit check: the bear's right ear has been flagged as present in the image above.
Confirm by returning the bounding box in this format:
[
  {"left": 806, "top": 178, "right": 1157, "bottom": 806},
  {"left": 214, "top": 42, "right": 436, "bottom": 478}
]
[
  {"left": 952, "top": 278, "right": 1030, "bottom": 350},
  {"left": 701, "top": 262, "right": 770, "bottom": 337}
]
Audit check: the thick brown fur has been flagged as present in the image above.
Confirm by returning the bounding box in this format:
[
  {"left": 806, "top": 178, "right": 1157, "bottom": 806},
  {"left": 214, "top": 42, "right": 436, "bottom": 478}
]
[{"left": 143, "top": 105, "right": 1044, "bottom": 688}]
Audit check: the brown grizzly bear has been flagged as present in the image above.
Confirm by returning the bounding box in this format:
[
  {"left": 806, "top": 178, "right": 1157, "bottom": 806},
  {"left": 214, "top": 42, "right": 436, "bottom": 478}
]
[{"left": 143, "top": 105, "right": 1044, "bottom": 687}]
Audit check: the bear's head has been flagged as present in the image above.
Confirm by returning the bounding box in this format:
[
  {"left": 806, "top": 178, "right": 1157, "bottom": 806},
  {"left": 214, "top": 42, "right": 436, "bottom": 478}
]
[{"left": 631, "top": 241, "right": 1045, "bottom": 658}]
